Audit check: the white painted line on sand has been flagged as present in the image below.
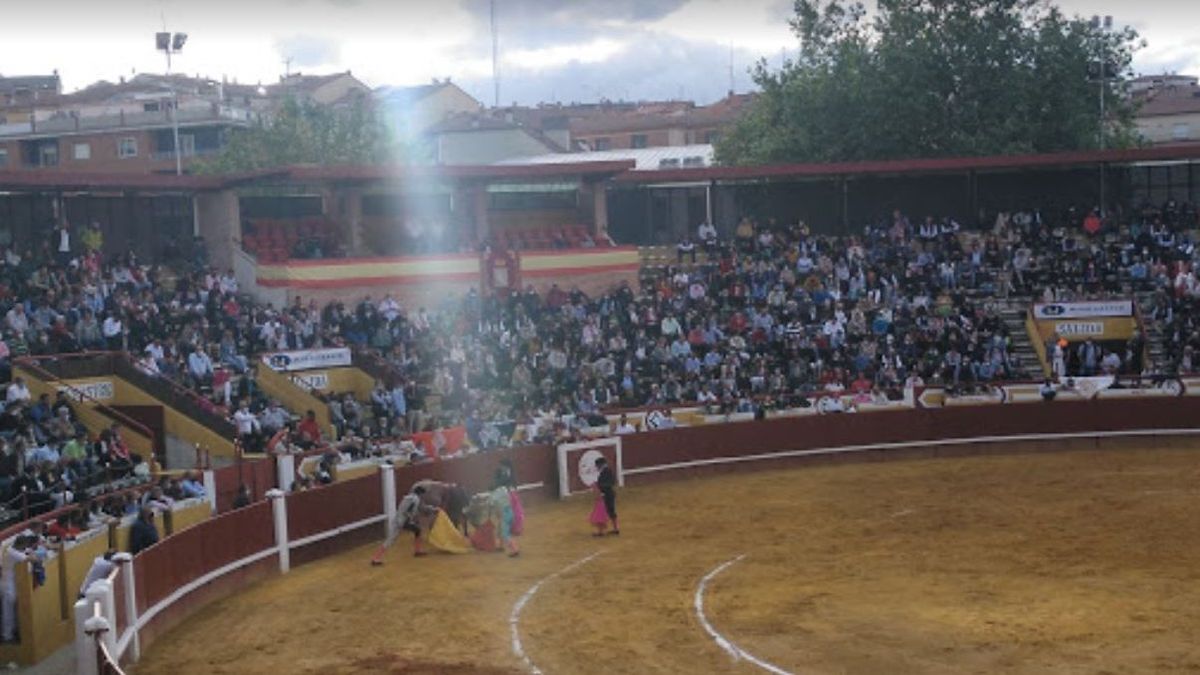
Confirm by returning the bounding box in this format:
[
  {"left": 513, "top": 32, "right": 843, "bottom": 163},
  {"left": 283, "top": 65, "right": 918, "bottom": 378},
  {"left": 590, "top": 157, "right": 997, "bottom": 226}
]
[
  {"left": 694, "top": 554, "right": 796, "bottom": 675},
  {"left": 510, "top": 551, "right": 603, "bottom": 674}
]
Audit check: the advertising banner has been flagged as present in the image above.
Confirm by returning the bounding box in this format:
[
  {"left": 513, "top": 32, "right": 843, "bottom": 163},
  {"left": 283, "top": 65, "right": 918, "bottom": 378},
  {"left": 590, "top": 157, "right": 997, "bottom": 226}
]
[
  {"left": 261, "top": 348, "right": 351, "bottom": 372},
  {"left": 57, "top": 381, "right": 114, "bottom": 402},
  {"left": 1032, "top": 300, "right": 1133, "bottom": 319}
]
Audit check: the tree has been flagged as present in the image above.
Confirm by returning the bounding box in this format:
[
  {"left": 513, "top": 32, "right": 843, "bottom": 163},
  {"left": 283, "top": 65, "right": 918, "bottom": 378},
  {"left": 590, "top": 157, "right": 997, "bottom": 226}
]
[
  {"left": 194, "top": 97, "right": 405, "bottom": 174},
  {"left": 716, "top": 0, "right": 1143, "bottom": 165}
]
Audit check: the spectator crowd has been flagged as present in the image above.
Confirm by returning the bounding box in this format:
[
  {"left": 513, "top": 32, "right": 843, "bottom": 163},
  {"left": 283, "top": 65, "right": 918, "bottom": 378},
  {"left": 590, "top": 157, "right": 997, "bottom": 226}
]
[{"left": 0, "top": 199, "right": 1197, "bottom": 521}]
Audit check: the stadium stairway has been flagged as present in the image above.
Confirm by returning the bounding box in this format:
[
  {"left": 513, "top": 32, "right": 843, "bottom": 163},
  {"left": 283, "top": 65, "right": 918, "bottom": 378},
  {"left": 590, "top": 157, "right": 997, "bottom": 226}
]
[
  {"left": 16, "top": 354, "right": 238, "bottom": 466},
  {"left": 996, "top": 296, "right": 1043, "bottom": 376},
  {"left": 1133, "top": 290, "right": 1169, "bottom": 370}
]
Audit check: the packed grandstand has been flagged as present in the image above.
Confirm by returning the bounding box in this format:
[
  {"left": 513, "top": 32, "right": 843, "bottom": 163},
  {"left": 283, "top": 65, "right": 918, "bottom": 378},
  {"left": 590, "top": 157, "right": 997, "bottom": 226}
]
[
  {"left": 1, "top": 191, "right": 1195, "bottom": 512},
  {"left": 0, "top": 160, "right": 1197, "bottom": 670}
]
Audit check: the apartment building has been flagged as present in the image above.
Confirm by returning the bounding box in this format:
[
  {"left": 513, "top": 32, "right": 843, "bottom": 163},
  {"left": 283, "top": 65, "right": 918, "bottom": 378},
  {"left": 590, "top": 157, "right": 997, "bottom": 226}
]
[
  {"left": 0, "top": 70, "right": 370, "bottom": 173},
  {"left": 1134, "top": 74, "right": 1200, "bottom": 145}
]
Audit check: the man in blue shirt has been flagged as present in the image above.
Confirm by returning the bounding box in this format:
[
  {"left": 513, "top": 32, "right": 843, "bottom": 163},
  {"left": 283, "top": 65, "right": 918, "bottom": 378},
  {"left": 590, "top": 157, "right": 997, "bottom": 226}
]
[{"left": 180, "top": 472, "right": 206, "bottom": 499}]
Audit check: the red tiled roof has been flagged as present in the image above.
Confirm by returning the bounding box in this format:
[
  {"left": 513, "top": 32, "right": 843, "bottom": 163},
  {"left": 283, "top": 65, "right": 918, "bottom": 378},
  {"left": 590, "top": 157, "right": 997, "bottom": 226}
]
[
  {"left": 1136, "top": 85, "right": 1200, "bottom": 117},
  {"left": 282, "top": 161, "right": 636, "bottom": 183},
  {"left": 0, "top": 167, "right": 287, "bottom": 191},
  {"left": 0, "top": 170, "right": 220, "bottom": 191},
  {"left": 570, "top": 94, "right": 756, "bottom": 135}
]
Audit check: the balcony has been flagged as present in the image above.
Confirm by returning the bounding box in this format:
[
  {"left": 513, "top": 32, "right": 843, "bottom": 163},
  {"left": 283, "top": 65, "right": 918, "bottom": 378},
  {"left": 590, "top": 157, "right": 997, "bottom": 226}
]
[{"left": 0, "top": 105, "right": 257, "bottom": 138}]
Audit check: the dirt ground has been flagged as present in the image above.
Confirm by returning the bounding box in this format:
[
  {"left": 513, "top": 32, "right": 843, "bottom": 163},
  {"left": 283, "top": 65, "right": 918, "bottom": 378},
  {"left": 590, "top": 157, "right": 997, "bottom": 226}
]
[{"left": 134, "top": 445, "right": 1200, "bottom": 674}]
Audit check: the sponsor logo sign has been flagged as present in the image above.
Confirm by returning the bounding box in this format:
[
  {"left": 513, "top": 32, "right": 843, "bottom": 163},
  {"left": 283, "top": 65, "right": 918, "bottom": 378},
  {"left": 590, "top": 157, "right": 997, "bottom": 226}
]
[
  {"left": 1053, "top": 321, "right": 1105, "bottom": 337},
  {"left": 1032, "top": 300, "right": 1132, "bottom": 319},
  {"left": 57, "top": 381, "right": 114, "bottom": 402},
  {"left": 261, "top": 348, "right": 351, "bottom": 372},
  {"left": 291, "top": 372, "right": 329, "bottom": 391},
  {"left": 578, "top": 449, "right": 605, "bottom": 487}
]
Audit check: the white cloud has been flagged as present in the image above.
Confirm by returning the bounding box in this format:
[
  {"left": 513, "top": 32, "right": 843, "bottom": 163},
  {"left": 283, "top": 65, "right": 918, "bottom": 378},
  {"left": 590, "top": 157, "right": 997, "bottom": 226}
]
[
  {"left": 505, "top": 38, "right": 627, "bottom": 70},
  {"left": 647, "top": 0, "right": 797, "bottom": 55},
  {"left": 0, "top": 0, "right": 1196, "bottom": 102}
]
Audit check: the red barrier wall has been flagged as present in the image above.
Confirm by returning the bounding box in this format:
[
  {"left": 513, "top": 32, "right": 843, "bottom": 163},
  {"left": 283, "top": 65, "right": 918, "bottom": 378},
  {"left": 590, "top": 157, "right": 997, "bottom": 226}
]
[
  {"left": 621, "top": 398, "right": 1200, "bottom": 481},
  {"left": 121, "top": 399, "right": 1200, "bottom": 667},
  {"left": 392, "top": 444, "right": 558, "bottom": 506},
  {"left": 211, "top": 457, "right": 276, "bottom": 513},
  {"left": 133, "top": 501, "right": 275, "bottom": 615},
  {"left": 287, "top": 475, "right": 384, "bottom": 542}
]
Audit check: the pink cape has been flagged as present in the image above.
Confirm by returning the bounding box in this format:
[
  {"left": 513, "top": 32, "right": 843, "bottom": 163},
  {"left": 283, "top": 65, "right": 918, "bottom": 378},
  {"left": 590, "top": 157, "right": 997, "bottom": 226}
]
[
  {"left": 588, "top": 494, "right": 609, "bottom": 526},
  {"left": 509, "top": 490, "right": 525, "bottom": 536}
]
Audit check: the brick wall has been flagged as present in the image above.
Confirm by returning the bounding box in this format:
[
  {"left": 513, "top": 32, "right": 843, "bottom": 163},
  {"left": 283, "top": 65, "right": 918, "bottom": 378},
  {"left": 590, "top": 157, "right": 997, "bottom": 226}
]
[{"left": 0, "top": 128, "right": 188, "bottom": 173}]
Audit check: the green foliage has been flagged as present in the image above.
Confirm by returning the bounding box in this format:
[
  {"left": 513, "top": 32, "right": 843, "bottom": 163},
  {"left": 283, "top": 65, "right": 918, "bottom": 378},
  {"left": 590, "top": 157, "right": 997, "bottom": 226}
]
[
  {"left": 194, "top": 97, "right": 406, "bottom": 174},
  {"left": 717, "top": 0, "right": 1144, "bottom": 165}
]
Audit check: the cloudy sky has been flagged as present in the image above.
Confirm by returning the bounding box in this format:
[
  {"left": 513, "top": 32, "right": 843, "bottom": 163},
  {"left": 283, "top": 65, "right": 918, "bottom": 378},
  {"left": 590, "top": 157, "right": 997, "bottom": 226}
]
[{"left": 1, "top": 0, "right": 1197, "bottom": 105}]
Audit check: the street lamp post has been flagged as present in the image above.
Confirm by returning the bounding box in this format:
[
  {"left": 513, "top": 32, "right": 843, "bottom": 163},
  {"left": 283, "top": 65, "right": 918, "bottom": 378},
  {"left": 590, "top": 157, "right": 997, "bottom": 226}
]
[
  {"left": 156, "top": 31, "right": 188, "bottom": 175},
  {"left": 1091, "top": 15, "right": 1113, "bottom": 151}
]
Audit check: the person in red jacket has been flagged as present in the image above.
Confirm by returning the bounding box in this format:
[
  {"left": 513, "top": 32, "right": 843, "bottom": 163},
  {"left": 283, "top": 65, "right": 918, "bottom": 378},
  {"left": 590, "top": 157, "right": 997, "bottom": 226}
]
[{"left": 296, "top": 410, "right": 322, "bottom": 449}]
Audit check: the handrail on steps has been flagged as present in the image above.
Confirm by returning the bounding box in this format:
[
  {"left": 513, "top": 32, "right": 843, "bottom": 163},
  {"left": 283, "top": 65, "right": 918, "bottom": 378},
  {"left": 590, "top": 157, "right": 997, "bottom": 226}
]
[{"left": 13, "top": 356, "right": 158, "bottom": 455}]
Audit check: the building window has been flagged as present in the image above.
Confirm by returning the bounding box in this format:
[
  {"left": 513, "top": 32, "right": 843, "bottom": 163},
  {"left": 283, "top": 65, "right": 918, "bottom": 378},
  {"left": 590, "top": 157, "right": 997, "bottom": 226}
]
[
  {"left": 119, "top": 137, "right": 138, "bottom": 159},
  {"left": 705, "top": 130, "right": 721, "bottom": 144},
  {"left": 0, "top": 149, "right": 7, "bottom": 167},
  {"left": 39, "top": 145, "right": 58, "bottom": 167},
  {"left": 594, "top": 137, "right": 611, "bottom": 151},
  {"left": 1172, "top": 123, "right": 1191, "bottom": 141},
  {"left": 143, "top": 102, "right": 161, "bottom": 112},
  {"left": 73, "top": 143, "right": 91, "bottom": 160},
  {"left": 179, "top": 134, "right": 196, "bottom": 157},
  {"left": 631, "top": 134, "right": 648, "bottom": 149}
]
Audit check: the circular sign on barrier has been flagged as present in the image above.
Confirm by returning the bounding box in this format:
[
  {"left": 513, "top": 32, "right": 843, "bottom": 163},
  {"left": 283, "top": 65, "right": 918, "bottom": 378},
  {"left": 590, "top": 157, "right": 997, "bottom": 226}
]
[{"left": 578, "top": 449, "right": 604, "bottom": 487}]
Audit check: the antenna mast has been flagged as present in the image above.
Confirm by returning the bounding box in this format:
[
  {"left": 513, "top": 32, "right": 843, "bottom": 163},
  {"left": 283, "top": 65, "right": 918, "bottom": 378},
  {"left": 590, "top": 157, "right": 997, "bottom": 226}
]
[
  {"left": 728, "top": 45, "right": 735, "bottom": 94},
  {"left": 491, "top": 0, "right": 500, "bottom": 108}
]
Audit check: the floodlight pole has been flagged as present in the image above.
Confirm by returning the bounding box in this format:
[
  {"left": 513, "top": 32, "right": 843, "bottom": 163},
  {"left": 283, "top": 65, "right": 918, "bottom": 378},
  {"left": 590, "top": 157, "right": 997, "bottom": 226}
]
[
  {"left": 158, "top": 34, "right": 185, "bottom": 176},
  {"left": 1092, "top": 15, "right": 1113, "bottom": 216}
]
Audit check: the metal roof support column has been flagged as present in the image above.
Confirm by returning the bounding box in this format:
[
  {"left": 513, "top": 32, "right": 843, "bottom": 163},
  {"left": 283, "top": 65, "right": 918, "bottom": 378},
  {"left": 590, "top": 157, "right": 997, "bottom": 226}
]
[
  {"left": 839, "top": 177, "right": 849, "bottom": 232},
  {"left": 968, "top": 170, "right": 978, "bottom": 226},
  {"left": 589, "top": 179, "right": 609, "bottom": 238},
  {"left": 705, "top": 180, "right": 714, "bottom": 228}
]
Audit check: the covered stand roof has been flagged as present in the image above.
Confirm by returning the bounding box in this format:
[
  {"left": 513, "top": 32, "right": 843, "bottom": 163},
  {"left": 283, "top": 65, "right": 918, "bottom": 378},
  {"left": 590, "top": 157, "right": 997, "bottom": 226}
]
[
  {"left": 614, "top": 145, "right": 1200, "bottom": 184},
  {"left": 0, "top": 161, "right": 635, "bottom": 194},
  {"left": 0, "top": 170, "right": 230, "bottom": 192},
  {"left": 0, "top": 145, "right": 1196, "bottom": 195},
  {"left": 278, "top": 160, "right": 636, "bottom": 185}
]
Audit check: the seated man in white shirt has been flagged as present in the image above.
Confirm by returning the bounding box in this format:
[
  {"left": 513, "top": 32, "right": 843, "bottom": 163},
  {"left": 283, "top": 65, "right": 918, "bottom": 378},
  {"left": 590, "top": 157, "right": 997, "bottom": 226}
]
[
  {"left": 187, "top": 346, "right": 215, "bottom": 387},
  {"left": 5, "top": 377, "right": 31, "bottom": 405},
  {"left": 613, "top": 414, "right": 637, "bottom": 435},
  {"left": 144, "top": 339, "right": 166, "bottom": 366}
]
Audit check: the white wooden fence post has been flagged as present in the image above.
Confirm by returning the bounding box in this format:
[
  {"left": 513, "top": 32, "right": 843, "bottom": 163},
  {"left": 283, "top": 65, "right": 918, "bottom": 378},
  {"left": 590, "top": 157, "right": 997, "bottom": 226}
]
[
  {"left": 276, "top": 453, "right": 296, "bottom": 494},
  {"left": 266, "top": 489, "right": 290, "bottom": 573},
  {"left": 380, "top": 462, "right": 396, "bottom": 541},
  {"left": 113, "top": 552, "right": 139, "bottom": 662},
  {"left": 82, "top": 614, "right": 111, "bottom": 675},
  {"left": 73, "top": 599, "right": 100, "bottom": 675},
  {"left": 202, "top": 469, "right": 218, "bottom": 515},
  {"left": 85, "top": 580, "right": 117, "bottom": 658}
]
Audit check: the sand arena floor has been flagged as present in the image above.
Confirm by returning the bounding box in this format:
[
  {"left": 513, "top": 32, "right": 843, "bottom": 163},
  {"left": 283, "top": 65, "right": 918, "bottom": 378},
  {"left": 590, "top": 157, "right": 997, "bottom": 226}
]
[{"left": 134, "top": 445, "right": 1200, "bottom": 674}]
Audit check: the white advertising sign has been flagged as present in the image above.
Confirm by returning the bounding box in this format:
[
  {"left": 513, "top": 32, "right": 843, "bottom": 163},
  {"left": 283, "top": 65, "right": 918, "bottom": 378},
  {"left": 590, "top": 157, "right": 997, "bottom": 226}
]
[
  {"left": 261, "top": 348, "right": 351, "bottom": 372},
  {"left": 1033, "top": 300, "right": 1133, "bottom": 319},
  {"left": 1053, "top": 322, "right": 1105, "bottom": 337},
  {"left": 57, "top": 381, "right": 114, "bottom": 402},
  {"left": 291, "top": 372, "right": 329, "bottom": 391}
]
